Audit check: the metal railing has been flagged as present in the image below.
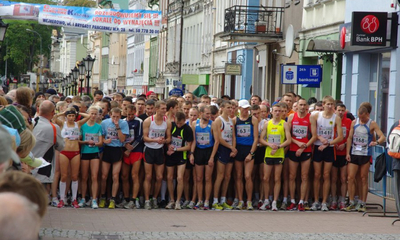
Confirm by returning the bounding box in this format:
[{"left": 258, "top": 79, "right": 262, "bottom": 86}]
[{"left": 224, "top": 5, "right": 284, "bottom": 35}]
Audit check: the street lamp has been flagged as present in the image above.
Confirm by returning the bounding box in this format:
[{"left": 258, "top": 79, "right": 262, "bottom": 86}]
[
  {"left": 69, "top": 72, "right": 73, "bottom": 95},
  {"left": 71, "top": 66, "right": 79, "bottom": 96},
  {"left": 26, "top": 29, "right": 42, "bottom": 93},
  {"left": 66, "top": 74, "right": 71, "bottom": 96},
  {"left": 0, "top": 18, "right": 9, "bottom": 42},
  {"left": 62, "top": 77, "right": 66, "bottom": 95},
  {"left": 83, "top": 55, "right": 95, "bottom": 95},
  {"left": 78, "top": 61, "right": 85, "bottom": 96}
]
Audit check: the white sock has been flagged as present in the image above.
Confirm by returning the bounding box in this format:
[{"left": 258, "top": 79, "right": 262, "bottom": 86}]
[
  {"left": 213, "top": 198, "right": 219, "bottom": 204},
  {"left": 299, "top": 200, "right": 304, "bottom": 204},
  {"left": 264, "top": 199, "right": 270, "bottom": 205},
  {"left": 161, "top": 180, "right": 167, "bottom": 201},
  {"left": 291, "top": 199, "right": 296, "bottom": 204},
  {"left": 283, "top": 197, "right": 287, "bottom": 204},
  {"left": 220, "top": 197, "right": 226, "bottom": 203},
  {"left": 233, "top": 198, "right": 239, "bottom": 203},
  {"left": 71, "top": 181, "right": 78, "bottom": 201},
  {"left": 59, "top": 181, "right": 66, "bottom": 202}
]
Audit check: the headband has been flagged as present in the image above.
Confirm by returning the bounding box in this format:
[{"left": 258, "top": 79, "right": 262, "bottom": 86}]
[{"left": 65, "top": 110, "right": 77, "bottom": 116}]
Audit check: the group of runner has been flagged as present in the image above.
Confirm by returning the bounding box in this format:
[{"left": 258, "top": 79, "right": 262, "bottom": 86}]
[{"left": 17, "top": 89, "right": 387, "bottom": 212}]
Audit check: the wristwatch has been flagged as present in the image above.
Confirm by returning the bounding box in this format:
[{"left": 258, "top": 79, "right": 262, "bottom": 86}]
[
  {"left": 116, "top": 127, "right": 121, "bottom": 130},
  {"left": 250, "top": 152, "right": 255, "bottom": 156},
  {"left": 174, "top": 147, "right": 177, "bottom": 151}
]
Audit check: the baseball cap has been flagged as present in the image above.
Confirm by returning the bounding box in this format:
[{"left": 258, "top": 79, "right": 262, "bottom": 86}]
[
  {"left": 146, "top": 91, "right": 155, "bottom": 97},
  {"left": 0, "top": 125, "right": 20, "bottom": 165},
  {"left": 46, "top": 89, "right": 57, "bottom": 95},
  {"left": 20, "top": 152, "right": 43, "bottom": 168},
  {"left": 238, "top": 99, "right": 251, "bottom": 109}
]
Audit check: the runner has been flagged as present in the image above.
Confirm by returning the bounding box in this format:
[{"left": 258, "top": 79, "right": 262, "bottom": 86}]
[
  {"left": 99, "top": 107, "right": 129, "bottom": 209},
  {"left": 165, "top": 112, "right": 193, "bottom": 210},
  {"left": 120, "top": 105, "right": 143, "bottom": 209},
  {"left": 311, "top": 96, "right": 343, "bottom": 211},
  {"left": 79, "top": 106, "right": 103, "bottom": 209},
  {"left": 346, "top": 103, "right": 385, "bottom": 212},
  {"left": 212, "top": 100, "right": 237, "bottom": 210},
  {"left": 190, "top": 105, "right": 218, "bottom": 210},
  {"left": 259, "top": 103, "right": 291, "bottom": 211},
  {"left": 233, "top": 99, "right": 258, "bottom": 210},
  {"left": 142, "top": 101, "right": 172, "bottom": 210},
  {"left": 331, "top": 103, "right": 351, "bottom": 210},
  {"left": 286, "top": 98, "right": 317, "bottom": 211}
]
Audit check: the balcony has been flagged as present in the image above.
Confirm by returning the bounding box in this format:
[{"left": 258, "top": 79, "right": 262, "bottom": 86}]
[{"left": 220, "top": 5, "right": 284, "bottom": 43}]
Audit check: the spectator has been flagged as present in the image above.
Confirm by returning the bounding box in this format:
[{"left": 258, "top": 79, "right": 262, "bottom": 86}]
[{"left": 0, "top": 125, "right": 20, "bottom": 173}]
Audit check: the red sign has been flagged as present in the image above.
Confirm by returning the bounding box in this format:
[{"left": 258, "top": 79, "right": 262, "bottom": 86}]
[
  {"left": 340, "top": 27, "right": 346, "bottom": 49},
  {"left": 360, "top": 15, "right": 379, "bottom": 34}
]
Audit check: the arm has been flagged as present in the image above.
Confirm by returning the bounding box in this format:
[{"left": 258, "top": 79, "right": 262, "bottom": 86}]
[
  {"left": 209, "top": 122, "right": 219, "bottom": 166},
  {"left": 115, "top": 121, "right": 126, "bottom": 143},
  {"left": 280, "top": 122, "right": 292, "bottom": 148},
  {"left": 329, "top": 116, "right": 343, "bottom": 145},
  {"left": 165, "top": 121, "right": 172, "bottom": 145},
  {"left": 214, "top": 118, "right": 234, "bottom": 149},
  {"left": 143, "top": 118, "right": 156, "bottom": 143},
  {"left": 370, "top": 121, "right": 386, "bottom": 146},
  {"left": 189, "top": 121, "right": 197, "bottom": 165},
  {"left": 346, "top": 120, "right": 356, "bottom": 161},
  {"left": 245, "top": 117, "right": 259, "bottom": 162},
  {"left": 259, "top": 121, "right": 269, "bottom": 147},
  {"left": 77, "top": 113, "right": 90, "bottom": 127}
]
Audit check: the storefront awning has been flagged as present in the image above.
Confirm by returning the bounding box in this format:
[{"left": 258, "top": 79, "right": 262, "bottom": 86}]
[
  {"left": 306, "top": 39, "right": 340, "bottom": 53},
  {"left": 192, "top": 86, "right": 208, "bottom": 98}
]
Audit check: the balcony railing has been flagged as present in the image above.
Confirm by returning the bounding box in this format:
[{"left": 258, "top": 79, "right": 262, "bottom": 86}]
[{"left": 224, "top": 5, "right": 284, "bottom": 36}]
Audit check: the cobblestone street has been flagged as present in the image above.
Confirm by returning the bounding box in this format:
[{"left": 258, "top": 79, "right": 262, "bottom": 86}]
[{"left": 41, "top": 195, "right": 400, "bottom": 240}]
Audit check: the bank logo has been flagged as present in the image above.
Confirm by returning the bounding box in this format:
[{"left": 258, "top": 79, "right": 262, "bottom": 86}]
[{"left": 361, "top": 15, "right": 379, "bottom": 34}]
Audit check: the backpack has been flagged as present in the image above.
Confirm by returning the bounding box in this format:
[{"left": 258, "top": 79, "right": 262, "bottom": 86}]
[{"left": 388, "top": 120, "right": 400, "bottom": 159}]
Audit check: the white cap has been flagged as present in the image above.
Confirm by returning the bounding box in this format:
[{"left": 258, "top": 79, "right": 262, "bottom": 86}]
[{"left": 238, "top": 99, "right": 251, "bottom": 109}]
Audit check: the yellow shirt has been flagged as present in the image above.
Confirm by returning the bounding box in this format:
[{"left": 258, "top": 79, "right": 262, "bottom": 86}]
[{"left": 264, "top": 119, "right": 286, "bottom": 159}]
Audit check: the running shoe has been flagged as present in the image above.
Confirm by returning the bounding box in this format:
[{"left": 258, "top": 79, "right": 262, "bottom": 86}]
[
  {"left": 259, "top": 201, "right": 270, "bottom": 210},
  {"left": 159, "top": 199, "right": 167, "bottom": 208},
  {"left": 187, "top": 201, "right": 195, "bottom": 209},
  {"left": 222, "top": 202, "right": 233, "bottom": 210},
  {"left": 339, "top": 202, "right": 346, "bottom": 211},
  {"left": 247, "top": 201, "right": 254, "bottom": 210},
  {"left": 304, "top": 202, "right": 310, "bottom": 211},
  {"left": 151, "top": 198, "right": 159, "bottom": 209},
  {"left": 321, "top": 203, "right": 329, "bottom": 211},
  {"left": 85, "top": 199, "right": 92, "bottom": 207},
  {"left": 329, "top": 201, "right": 338, "bottom": 210},
  {"left": 144, "top": 200, "right": 151, "bottom": 210},
  {"left": 72, "top": 199, "right": 80, "bottom": 209},
  {"left": 235, "top": 201, "right": 244, "bottom": 210},
  {"left": 357, "top": 204, "right": 366, "bottom": 212},
  {"left": 51, "top": 198, "right": 59, "bottom": 207},
  {"left": 203, "top": 202, "right": 210, "bottom": 210},
  {"left": 99, "top": 198, "right": 106, "bottom": 208},
  {"left": 280, "top": 202, "right": 287, "bottom": 211},
  {"left": 345, "top": 203, "right": 356, "bottom": 212},
  {"left": 271, "top": 201, "right": 278, "bottom": 211},
  {"left": 231, "top": 199, "right": 239, "bottom": 209},
  {"left": 355, "top": 203, "right": 361, "bottom": 212},
  {"left": 212, "top": 203, "right": 223, "bottom": 211},
  {"left": 310, "top": 202, "right": 319, "bottom": 211},
  {"left": 124, "top": 200, "right": 135, "bottom": 209},
  {"left": 287, "top": 203, "right": 297, "bottom": 211},
  {"left": 108, "top": 199, "right": 116, "bottom": 209},
  {"left": 57, "top": 200, "right": 65, "bottom": 208},
  {"left": 135, "top": 198, "right": 141, "bottom": 209},
  {"left": 78, "top": 198, "right": 86, "bottom": 208},
  {"left": 298, "top": 203, "right": 305, "bottom": 211},
  {"left": 257, "top": 200, "right": 263, "bottom": 210},
  {"left": 182, "top": 200, "right": 190, "bottom": 208},
  {"left": 91, "top": 199, "right": 98, "bottom": 209},
  {"left": 165, "top": 201, "right": 175, "bottom": 209},
  {"left": 116, "top": 199, "right": 127, "bottom": 208},
  {"left": 175, "top": 202, "right": 182, "bottom": 210},
  {"left": 193, "top": 201, "right": 204, "bottom": 210}
]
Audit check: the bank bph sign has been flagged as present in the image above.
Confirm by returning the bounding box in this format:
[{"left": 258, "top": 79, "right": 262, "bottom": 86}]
[{"left": 351, "top": 12, "right": 387, "bottom": 46}]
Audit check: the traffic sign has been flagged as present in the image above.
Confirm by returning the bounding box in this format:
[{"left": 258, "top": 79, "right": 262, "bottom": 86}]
[
  {"left": 169, "top": 88, "right": 183, "bottom": 96},
  {"left": 281, "top": 65, "right": 322, "bottom": 85}
]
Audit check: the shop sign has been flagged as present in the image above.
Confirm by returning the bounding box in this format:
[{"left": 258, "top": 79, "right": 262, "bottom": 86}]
[
  {"left": 281, "top": 65, "right": 322, "bottom": 85},
  {"left": 225, "top": 63, "right": 242, "bottom": 75},
  {"left": 351, "top": 12, "right": 387, "bottom": 46}
]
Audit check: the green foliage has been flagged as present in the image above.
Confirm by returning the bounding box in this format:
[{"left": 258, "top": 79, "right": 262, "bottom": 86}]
[{"left": 64, "top": 0, "right": 96, "bottom": 7}]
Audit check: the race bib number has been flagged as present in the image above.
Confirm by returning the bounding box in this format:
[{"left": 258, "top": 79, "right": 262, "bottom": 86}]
[
  {"left": 353, "top": 134, "right": 368, "bottom": 147},
  {"left": 66, "top": 128, "right": 79, "bottom": 139},
  {"left": 107, "top": 127, "right": 118, "bottom": 140},
  {"left": 85, "top": 133, "right": 99, "bottom": 142},
  {"left": 268, "top": 134, "right": 281, "bottom": 144},
  {"left": 172, "top": 136, "right": 183, "bottom": 148},
  {"left": 318, "top": 126, "right": 333, "bottom": 141},
  {"left": 222, "top": 130, "right": 233, "bottom": 143},
  {"left": 237, "top": 125, "right": 251, "bottom": 138},
  {"left": 293, "top": 125, "right": 307, "bottom": 139},
  {"left": 150, "top": 129, "right": 165, "bottom": 139},
  {"left": 126, "top": 129, "right": 135, "bottom": 143},
  {"left": 196, "top": 132, "right": 210, "bottom": 145}
]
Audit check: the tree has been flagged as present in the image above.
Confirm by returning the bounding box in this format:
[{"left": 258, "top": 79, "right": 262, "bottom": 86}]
[{"left": 64, "top": 0, "right": 96, "bottom": 7}]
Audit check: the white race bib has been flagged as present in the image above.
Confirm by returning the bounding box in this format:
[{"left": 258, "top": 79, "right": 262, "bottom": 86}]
[
  {"left": 196, "top": 132, "right": 210, "bottom": 145},
  {"left": 171, "top": 136, "right": 183, "bottom": 148},
  {"left": 293, "top": 125, "right": 307, "bottom": 139},
  {"left": 237, "top": 124, "right": 251, "bottom": 138},
  {"left": 107, "top": 127, "right": 118, "bottom": 140},
  {"left": 268, "top": 134, "right": 281, "bottom": 144}
]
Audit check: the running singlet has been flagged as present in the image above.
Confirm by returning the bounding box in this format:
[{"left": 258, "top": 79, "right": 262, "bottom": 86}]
[
  {"left": 145, "top": 115, "right": 167, "bottom": 149},
  {"left": 61, "top": 122, "right": 80, "bottom": 140},
  {"left": 125, "top": 117, "right": 144, "bottom": 153},
  {"left": 336, "top": 116, "right": 352, "bottom": 156},
  {"left": 80, "top": 122, "right": 102, "bottom": 154},
  {"left": 351, "top": 118, "right": 373, "bottom": 156},
  {"left": 315, "top": 111, "right": 336, "bottom": 146},
  {"left": 101, "top": 118, "right": 129, "bottom": 147},
  {"left": 195, "top": 119, "right": 214, "bottom": 148},
  {"left": 236, "top": 116, "right": 254, "bottom": 146},
  {"left": 289, "top": 112, "right": 312, "bottom": 152},
  {"left": 169, "top": 123, "right": 194, "bottom": 160},
  {"left": 264, "top": 119, "right": 286, "bottom": 159},
  {"left": 219, "top": 116, "right": 233, "bottom": 145}
]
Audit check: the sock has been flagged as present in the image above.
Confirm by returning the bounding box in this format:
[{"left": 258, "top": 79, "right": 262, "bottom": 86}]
[
  {"left": 111, "top": 197, "right": 115, "bottom": 201},
  {"left": 101, "top": 194, "right": 106, "bottom": 199},
  {"left": 299, "top": 200, "right": 304, "bottom": 204},
  {"left": 161, "top": 180, "right": 167, "bottom": 201},
  {"left": 291, "top": 199, "right": 296, "bottom": 204},
  {"left": 349, "top": 200, "right": 355, "bottom": 205},
  {"left": 59, "top": 182, "right": 66, "bottom": 201},
  {"left": 269, "top": 195, "right": 273, "bottom": 202},
  {"left": 332, "top": 196, "right": 337, "bottom": 203},
  {"left": 52, "top": 197, "right": 58, "bottom": 201},
  {"left": 339, "top": 196, "right": 344, "bottom": 203},
  {"left": 264, "top": 199, "right": 270, "bottom": 205},
  {"left": 71, "top": 181, "right": 78, "bottom": 201},
  {"left": 233, "top": 198, "right": 239, "bottom": 203},
  {"left": 220, "top": 197, "right": 226, "bottom": 203},
  {"left": 213, "top": 198, "right": 219, "bottom": 204},
  {"left": 254, "top": 193, "right": 259, "bottom": 201},
  {"left": 283, "top": 197, "right": 287, "bottom": 204}
]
